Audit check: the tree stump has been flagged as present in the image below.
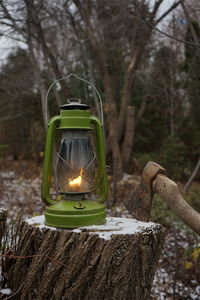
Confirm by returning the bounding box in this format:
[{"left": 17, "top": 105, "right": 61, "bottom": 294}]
[
  {"left": 0, "top": 208, "right": 8, "bottom": 247},
  {"left": 8, "top": 216, "right": 166, "bottom": 300}
]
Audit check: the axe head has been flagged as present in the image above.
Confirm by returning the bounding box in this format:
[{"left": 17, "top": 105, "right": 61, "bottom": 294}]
[{"left": 124, "top": 161, "right": 166, "bottom": 222}]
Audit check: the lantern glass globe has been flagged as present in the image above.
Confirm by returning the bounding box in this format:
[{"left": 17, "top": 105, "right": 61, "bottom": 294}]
[{"left": 56, "top": 130, "right": 95, "bottom": 195}]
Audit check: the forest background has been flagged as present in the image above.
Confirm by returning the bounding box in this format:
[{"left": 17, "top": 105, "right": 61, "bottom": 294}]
[
  {"left": 0, "top": 0, "right": 200, "bottom": 184},
  {"left": 0, "top": 1, "right": 200, "bottom": 298}
]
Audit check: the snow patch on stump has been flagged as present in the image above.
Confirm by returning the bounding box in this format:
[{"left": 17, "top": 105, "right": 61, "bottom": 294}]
[
  {"left": 26, "top": 215, "right": 160, "bottom": 240},
  {"left": 0, "top": 288, "right": 12, "bottom": 295}
]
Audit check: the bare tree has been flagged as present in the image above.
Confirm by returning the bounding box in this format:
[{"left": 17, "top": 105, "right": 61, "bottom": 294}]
[
  {"left": 68, "top": 0, "right": 183, "bottom": 178},
  {"left": 0, "top": 0, "right": 73, "bottom": 125},
  {"left": 0, "top": 0, "right": 184, "bottom": 178}
]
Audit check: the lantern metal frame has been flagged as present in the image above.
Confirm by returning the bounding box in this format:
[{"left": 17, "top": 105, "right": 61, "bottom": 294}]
[{"left": 41, "top": 76, "right": 108, "bottom": 228}]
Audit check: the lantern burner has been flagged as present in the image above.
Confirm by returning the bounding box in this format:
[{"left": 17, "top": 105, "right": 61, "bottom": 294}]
[{"left": 55, "top": 150, "right": 96, "bottom": 195}]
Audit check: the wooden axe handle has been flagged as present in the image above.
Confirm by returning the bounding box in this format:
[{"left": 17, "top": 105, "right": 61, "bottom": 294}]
[{"left": 154, "top": 174, "right": 200, "bottom": 236}]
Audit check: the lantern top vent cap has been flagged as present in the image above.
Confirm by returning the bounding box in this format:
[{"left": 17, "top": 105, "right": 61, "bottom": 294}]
[{"left": 60, "top": 98, "right": 90, "bottom": 111}]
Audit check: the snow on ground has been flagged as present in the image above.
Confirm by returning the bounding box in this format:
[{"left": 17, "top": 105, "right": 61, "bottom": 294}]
[
  {"left": 0, "top": 288, "right": 12, "bottom": 295},
  {"left": 0, "top": 170, "right": 43, "bottom": 224},
  {"left": 0, "top": 169, "right": 200, "bottom": 299},
  {"left": 151, "top": 230, "right": 200, "bottom": 299}
]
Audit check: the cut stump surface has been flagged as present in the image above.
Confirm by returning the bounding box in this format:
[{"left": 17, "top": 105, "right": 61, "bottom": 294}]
[{"left": 8, "top": 216, "right": 166, "bottom": 300}]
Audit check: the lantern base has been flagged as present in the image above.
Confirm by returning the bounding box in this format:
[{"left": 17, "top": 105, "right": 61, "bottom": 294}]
[{"left": 44, "top": 200, "right": 106, "bottom": 228}]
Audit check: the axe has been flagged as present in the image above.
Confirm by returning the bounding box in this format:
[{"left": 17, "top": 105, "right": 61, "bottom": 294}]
[{"left": 124, "top": 161, "right": 200, "bottom": 236}]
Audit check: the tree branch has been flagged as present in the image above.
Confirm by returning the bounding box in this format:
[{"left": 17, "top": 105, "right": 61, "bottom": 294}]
[
  {"left": 155, "top": 0, "right": 183, "bottom": 25},
  {"left": 133, "top": 15, "right": 200, "bottom": 48},
  {"left": 0, "top": 111, "right": 31, "bottom": 122}
]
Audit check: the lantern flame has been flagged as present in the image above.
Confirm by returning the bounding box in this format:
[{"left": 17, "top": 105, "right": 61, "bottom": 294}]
[{"left": 69, "top": 169, "right": 83, "bottom": 187}]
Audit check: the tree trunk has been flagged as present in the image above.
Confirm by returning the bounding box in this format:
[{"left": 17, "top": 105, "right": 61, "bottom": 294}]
[
  {"left": 108, "top": 103, "right": 123, "bottom": 180},
  {"left": 117, "top": 53, "right": 137, "bottom": 141},
  {"left": 0, "top": 208, "right": 7, "bottom": 247},
  {"left": 7, "top": 216, "right": 166, "bottom": 300},
  {"left": 28, "top": 43, "right": 48, "bottom": 128},
  {"left": 25, "top": 0, "right": 70, "bottom": 98},
  {"left": 122, "top": 106, "right": 135, "bottom": 170}
]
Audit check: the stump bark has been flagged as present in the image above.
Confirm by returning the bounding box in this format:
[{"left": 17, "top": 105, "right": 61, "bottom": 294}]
[
  {"left": 8, "top": 216, "right": 166, "bottom": 300},
  {"left": 0, "top": 208, "right": 8, "bottom": 247}
]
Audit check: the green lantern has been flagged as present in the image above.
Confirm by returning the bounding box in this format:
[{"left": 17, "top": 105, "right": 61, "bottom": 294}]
[{"left": 41, "top": 76, "right": 108, "bottom": 228}]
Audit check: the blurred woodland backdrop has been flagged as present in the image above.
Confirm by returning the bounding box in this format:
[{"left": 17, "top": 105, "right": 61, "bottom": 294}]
[
  {"left": 0, "top": 1, "right": 200, "bottom": 298},
  {"left": 0, "top": 0, "right": 200, "bottom": 183}
]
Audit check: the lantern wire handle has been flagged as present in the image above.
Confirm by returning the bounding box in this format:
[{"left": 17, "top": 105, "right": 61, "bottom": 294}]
[{"left": 45, "top": 73, "right": 104, "bottom": 125}]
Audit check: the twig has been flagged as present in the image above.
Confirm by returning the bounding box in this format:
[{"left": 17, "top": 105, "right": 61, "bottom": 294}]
[
  {"left": 133, "top": 16, "right": 200, "bottom": 48},
  {"left": 183, "top": 158, "right": 200, "bottom": 193},
  {"left": 0, "top": 112, "right": 32, "bottom": 122},
  {"left": 0, "top": 253, "right": 68, "bottom": 268}
]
